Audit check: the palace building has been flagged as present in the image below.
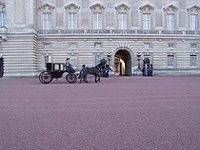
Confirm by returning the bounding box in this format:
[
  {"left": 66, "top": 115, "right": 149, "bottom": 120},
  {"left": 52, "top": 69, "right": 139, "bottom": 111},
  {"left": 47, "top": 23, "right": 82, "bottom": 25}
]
[{"left": 0, "top": 0, "right": 200, "bottom": 77}]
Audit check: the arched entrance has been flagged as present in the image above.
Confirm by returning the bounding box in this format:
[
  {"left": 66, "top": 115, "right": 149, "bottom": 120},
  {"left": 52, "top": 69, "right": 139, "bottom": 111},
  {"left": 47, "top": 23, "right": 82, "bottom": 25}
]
[{"left": 114, "top": 49, "right": 132, "bottom": 76}]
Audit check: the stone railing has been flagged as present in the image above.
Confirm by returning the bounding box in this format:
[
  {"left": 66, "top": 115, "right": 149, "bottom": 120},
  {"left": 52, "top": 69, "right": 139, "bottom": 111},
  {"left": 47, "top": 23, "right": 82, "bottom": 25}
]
[{"left": 37, "top": 29, "right": 200, "bottom": 36}]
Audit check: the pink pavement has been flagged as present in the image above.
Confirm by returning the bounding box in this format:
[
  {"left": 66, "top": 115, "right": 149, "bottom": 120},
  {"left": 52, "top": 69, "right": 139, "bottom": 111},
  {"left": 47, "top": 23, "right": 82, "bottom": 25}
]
[{"left": 0, "top": 76, "right": 200, "bottom": 150}]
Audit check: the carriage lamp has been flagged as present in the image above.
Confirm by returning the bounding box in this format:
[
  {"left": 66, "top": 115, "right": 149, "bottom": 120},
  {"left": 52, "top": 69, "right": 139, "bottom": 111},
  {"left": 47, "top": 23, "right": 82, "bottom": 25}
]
[
  {"left": 107, "top": 53, "right": 111, "bottom": 65},
  {"left": 137, "top": 53, "right": 141, "bottom": 69}
]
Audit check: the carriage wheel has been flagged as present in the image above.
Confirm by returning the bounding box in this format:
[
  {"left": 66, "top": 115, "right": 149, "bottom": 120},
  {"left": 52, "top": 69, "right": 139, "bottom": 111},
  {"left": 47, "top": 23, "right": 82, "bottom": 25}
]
[
  {"left": 39, "top": 71, "right": 45, "bottom": 84},
  {"left": 66, "top": 73, "right": 77, "bottom": 83},
  {"left": 40, "top": 71, "right": 53, "bottom": 84}
]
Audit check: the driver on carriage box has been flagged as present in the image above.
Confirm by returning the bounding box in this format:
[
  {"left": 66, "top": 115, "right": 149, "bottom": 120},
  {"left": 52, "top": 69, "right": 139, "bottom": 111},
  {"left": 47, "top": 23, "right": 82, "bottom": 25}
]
[
  {"left": 65, "top": 58, "right": 75, "bottom": 73},
  {"left": 65, "top": 58, "right": 72, "bottom": 67}
]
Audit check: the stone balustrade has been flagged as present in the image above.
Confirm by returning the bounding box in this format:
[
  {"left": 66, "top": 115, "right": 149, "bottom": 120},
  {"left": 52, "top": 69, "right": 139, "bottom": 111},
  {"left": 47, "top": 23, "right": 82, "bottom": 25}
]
[{"left": 36, "top": 29, "right": 200, "bottom": 36}]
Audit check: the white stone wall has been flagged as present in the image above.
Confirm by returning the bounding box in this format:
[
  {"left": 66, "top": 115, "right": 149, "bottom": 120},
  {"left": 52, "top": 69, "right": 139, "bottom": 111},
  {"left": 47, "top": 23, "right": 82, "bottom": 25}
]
[{"left": 0, "top": 0, "right": 200, "bottom": 76}]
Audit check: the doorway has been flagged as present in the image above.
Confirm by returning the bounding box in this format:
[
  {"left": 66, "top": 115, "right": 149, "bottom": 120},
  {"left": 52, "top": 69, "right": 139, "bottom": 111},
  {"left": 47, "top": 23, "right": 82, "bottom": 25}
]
[{"left": 114, "top": 50, "right": 132, "bottom": 76}]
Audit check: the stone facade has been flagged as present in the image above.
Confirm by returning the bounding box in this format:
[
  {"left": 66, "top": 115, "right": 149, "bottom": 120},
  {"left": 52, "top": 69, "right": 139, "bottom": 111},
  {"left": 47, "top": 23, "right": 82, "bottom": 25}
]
[{"left": 0, "top": 0, "right": 200, "bottom": 77}]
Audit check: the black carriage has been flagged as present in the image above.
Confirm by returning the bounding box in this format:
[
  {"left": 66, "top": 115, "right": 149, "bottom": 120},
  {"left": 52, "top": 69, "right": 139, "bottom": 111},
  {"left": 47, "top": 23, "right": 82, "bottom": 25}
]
[{"left": 39, "top": 63, "right": 77, "bottom": 84}]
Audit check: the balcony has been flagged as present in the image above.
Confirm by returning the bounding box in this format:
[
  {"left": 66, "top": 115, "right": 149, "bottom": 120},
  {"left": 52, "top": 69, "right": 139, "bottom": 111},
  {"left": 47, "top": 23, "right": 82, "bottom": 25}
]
[{"left": 37, "top": 29, "right": 200, "bottom": 36}]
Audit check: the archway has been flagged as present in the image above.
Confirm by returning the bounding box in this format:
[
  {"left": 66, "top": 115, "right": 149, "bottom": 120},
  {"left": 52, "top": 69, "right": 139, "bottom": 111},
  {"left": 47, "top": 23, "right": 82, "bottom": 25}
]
[{"left": 114, "top": 50, "right": 132, "bottom": 76}]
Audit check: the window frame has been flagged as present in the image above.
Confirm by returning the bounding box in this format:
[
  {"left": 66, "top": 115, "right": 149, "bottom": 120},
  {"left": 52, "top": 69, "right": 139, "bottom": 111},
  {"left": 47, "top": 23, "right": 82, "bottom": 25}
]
[
  {"left": 68, "top": 12, "right": 78, "bottom": 29},
  {"left": 42, "top": 12, "right": 52, "bottom": 30},
  {"left": 189, "top": 14, "right": 199, "bottom": 31},
  {"left": 190, "top": 54, "right": 197, "bottom": 68},
  {"left": 117, "top": 12, "right": 128, "bottom": 30},
  {"left": 163, "top": 5, "right": 178, "bottom": 30},
  {"left": 187, "top": 6, "right": 200, "bottom": 31},
  {"left": 0, "top": 11, "right": 5, "bottom": 27},
  {"left": 166, "top": 13, "right": 175, "bottom": 30},
  {"left": 93, "top": 12, "right": 103, "bottom": 30},
  {"left": 142, "top": 13, "right": 152, "bottom": 30},
  {"left": 167, "top": 53, "right": 176, "bottom": 68}
]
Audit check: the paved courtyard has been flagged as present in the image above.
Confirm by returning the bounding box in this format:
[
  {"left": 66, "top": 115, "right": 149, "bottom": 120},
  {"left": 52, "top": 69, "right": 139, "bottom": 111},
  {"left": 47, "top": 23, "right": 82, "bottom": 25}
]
[{"left": 0, "top": 76, "right": 200, "bottom": 150}]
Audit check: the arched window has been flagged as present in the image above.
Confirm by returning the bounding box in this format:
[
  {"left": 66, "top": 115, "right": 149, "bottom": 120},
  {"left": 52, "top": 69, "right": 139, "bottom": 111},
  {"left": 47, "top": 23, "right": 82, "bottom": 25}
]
[
  {"left": 187, "top": 5, "right": 200, "bottom": 31},
  {"left": 163, "top": 4, "right": 178, "bottom": 30},
  {"left": 39, "top": 3, "right": 55, "bottom": 30},
  {"left": 90, "top": 3, "right": 105, "bottom": 30},
  {"left": 64, "top": 3, "right": 80, "bottom": 29},
  {"left": 139, "top": 4, "right": 154, "bottom": 30},
  {"left": 115, "top": 4, "right": 130, "bottom": 30}
]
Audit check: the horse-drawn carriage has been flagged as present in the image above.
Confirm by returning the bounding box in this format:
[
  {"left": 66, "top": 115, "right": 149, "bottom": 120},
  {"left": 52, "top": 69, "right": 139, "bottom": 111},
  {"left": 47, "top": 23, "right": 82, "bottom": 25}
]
[
  {"left": 39, "top": 58, "right": 107, "bottom": 84},
  {"left": 39, "top": 63, "right": 77, "bottom": 84}
]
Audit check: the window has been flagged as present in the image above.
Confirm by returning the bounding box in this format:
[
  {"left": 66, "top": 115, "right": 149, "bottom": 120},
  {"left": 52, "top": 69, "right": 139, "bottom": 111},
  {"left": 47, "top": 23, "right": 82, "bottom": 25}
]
[
  {"left": 93, "top": 12, "right": 102, "bottom": 29},
  {"left": 168, "top": 42, "right": 175, "bottom": 48},
  {"left": 189, "top": 14, "right": 198, "bottom": 30},
  {"left": 94, "top": 42, "right": 101, "bottom": 48},
  {"left": 68, "top": 12, "right": 77, "bottom": 29},
  {"left": 143, "top": 53, "right": 153, "bottom": 65},
  {"left": 43, "top": 54, "right": 52, "bottom": 69},
  {"left": 143, "top": 13, "right": 151, "bottom": 30},
  {"left": 70, "top": 55, "right": 78, "bottom": 69},
  {"left": 44, "top": 55, "right": 51, "bottom": 63},
  {"left": 95, "top": 54, "right": 101, "bottom": 65},
  {"left": 144, "top": 43, "right": 151, "bottom": 49},
  {"left": 69, "top": 43, "right": 77, "bottom": 49},
  {"left": 44, "top": 43, "right": 51, "bottom": 49},
  {"left": 167, "top": 14, "right": 175, "bottom": 30},
  {"left": 118, "top": 13, "right": 127, "bottom": 29},
  {"left": 167, "top": 54, "right": 175, "bottom": 67},
  {"left": 0, "top": 12, "right": 5, "bottom": 27},
  {"left": 191, "top": 43, "right": 198, "bottom": 48},
  {"left": 190, "top": 54, "right": 197, "bottom": 67},
  {"left": 43, "top": 13, "right": 52, "bottom": 30},
  {"left": 94, "top": 53, "right": 104, "bottom": 65}
]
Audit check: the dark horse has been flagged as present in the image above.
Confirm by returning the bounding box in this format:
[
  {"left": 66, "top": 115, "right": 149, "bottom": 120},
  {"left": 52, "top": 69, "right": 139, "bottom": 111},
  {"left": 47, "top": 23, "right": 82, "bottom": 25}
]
[{"left": 79, "top": 59, "right": 107, "bottom": 83}]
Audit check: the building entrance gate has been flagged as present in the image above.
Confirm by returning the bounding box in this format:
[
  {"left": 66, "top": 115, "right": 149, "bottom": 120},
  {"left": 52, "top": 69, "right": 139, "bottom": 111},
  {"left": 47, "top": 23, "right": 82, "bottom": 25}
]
[{"left": 114, "top": 50, "right": 132, "bottom": 76}]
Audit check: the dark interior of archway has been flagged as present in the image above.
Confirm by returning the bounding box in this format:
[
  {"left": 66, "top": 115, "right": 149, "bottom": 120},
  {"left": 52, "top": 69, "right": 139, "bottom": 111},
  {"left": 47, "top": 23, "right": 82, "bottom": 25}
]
[
  {"left": 115, "top": 50, "right": 131, "bottom": 76},
  {"left": 115, "top": 50, "right": 129, "bottom": 60}
]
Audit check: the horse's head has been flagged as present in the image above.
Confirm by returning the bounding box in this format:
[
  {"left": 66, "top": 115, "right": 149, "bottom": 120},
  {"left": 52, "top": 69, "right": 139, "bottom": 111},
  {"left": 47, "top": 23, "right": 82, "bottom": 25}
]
[
  {"left": 97, "top": 59, "right": 107, "bottom": 70},
  {"left": 100, "top": 59, "right": 107, "bottom": 65}
]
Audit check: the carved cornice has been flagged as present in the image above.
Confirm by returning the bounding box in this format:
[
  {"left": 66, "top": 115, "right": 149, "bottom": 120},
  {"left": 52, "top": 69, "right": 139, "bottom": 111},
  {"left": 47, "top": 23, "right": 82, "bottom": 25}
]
[
  {"left": 115, "top": 3, "right": 130, "bottom": 11},
  {"left": 139, "top": 4, "right": 154, "bottom": 11},
  {"left": 90, "top": 3, "right": 105, "bottom": 11},
  {"left": 187, "top": 5, "right": 200, "bottom": 13},
  {"left": 64, "top": 3, "right": 80, "bottom": 10},
  {"left": 39, "top": 3, "right": 55, "bottom": 10},
  {"left": 163, "top": 4, "right": 178, "bottom": 12}
]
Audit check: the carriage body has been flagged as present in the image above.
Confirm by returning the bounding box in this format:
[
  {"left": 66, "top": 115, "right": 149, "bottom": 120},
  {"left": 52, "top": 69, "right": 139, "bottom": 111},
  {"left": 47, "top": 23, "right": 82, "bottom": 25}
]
[
  {"left": 46, "top": 63, "right": 65, "bottom": 78},
  {"left": 39, "top": 63, "right": 77, "bottom": 84}
]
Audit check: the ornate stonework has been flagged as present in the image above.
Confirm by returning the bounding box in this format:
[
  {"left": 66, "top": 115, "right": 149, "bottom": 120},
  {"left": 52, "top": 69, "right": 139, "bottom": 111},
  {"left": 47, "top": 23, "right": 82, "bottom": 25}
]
[
  {"left": 187, "top": 5, "right": 200, "bottom": 13},
  {"left": 64, "top": 3, "right": 80, "bottom": 10},
  {"left": 90, "top": 3, "right": 105, "bottom": 11},
  {"left": 164, "top": 4, "right": 178, "bottom": 12},
  {"left": 139, "top": 4, "right": 154, "bottom": 12},
  {"left": 39, "top": 3, "right": 55, "bottom": 11},
  {"left": 115, "top": 4, "right": 130, "bottom": 12}
]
